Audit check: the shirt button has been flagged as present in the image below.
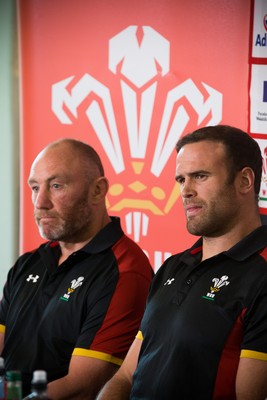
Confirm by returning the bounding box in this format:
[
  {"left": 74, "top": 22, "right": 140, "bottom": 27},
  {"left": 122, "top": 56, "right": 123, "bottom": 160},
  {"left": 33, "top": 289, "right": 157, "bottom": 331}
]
[{"left": 186, "top": 279, "right": 192, "bottom": 285}]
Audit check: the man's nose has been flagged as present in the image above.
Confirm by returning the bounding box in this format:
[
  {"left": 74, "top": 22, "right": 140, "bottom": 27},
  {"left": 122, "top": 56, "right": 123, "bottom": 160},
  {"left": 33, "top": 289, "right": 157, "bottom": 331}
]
[
  {"left": 181, "top": 178, "right": 195, "bottom": 198},
  {"left": 34, "top": 188, "right": 53, "bottom": 209}
]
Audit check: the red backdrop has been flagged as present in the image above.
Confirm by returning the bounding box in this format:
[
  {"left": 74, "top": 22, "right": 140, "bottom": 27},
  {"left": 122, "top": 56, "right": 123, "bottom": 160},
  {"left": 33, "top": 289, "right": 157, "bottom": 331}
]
[{"left": 18, "top": 0, "right": 251, "bottom": 270}]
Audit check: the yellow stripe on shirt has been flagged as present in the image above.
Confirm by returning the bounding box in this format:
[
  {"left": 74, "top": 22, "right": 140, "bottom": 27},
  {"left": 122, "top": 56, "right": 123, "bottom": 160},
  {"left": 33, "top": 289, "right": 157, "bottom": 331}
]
[
  {"left": 136, "top": 330, "right": 143, "bottom": 340},
  {"left": 241, "top": 349, "right": 267, "bottom": 361},
  {"left": 72, "top": 348, "right": 123, "bottom": 366}
]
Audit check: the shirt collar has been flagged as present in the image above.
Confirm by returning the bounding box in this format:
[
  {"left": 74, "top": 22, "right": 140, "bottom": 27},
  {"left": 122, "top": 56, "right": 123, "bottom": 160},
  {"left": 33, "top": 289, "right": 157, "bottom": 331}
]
[
  {"left": 82, "top": 216, "right": 124, "bottom": 254},
  {"left": 182, "top": 225, "right": 267, "bottom": 263},
  {"left": 44, "top": 216, "right": 124, "bottom": 256}
]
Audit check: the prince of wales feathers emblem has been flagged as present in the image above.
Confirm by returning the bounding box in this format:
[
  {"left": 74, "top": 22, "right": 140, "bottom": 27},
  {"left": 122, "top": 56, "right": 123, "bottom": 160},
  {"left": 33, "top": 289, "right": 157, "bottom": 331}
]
[
  {"left": 203, "top": 275, "right": 230, "bottom": 301},
  {"left": 60, "top": 277, "right": 84, "bottom": 302},
  {"left": 52, "top": 25, "right": 223, "bottom": 270}
]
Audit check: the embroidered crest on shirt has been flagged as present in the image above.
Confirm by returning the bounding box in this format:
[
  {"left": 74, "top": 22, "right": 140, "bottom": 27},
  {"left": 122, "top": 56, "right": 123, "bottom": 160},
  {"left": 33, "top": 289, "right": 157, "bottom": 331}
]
[
  {"left": 60, "top": 276, "right": 84, "bottom": 302},
  {"left": 202, "top": 275, "right": 230, "bottom": 301}
]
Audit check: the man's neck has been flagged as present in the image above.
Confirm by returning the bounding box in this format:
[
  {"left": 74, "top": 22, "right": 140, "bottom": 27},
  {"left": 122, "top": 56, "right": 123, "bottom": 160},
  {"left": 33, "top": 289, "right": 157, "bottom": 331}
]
[
  {"left": 58, "top": 215, "right": 112, "bottom": 265},
  {"left": 201, "top": 221, "right": 262, "bottom": 261},
  {"left": 58, "top": 240, "right": 93, "bottom": 265}
]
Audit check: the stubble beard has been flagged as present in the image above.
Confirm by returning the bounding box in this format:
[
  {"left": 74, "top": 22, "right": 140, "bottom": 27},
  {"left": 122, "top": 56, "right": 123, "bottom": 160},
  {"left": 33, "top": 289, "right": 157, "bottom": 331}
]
[
  {"left": 186, "top": 213, "right": 213, "bottom": 237},
  {"left": 36, "top": 196, "right": 93, "bottom": 243},
  {"left": 186, "top": 190, "right": 238, "bottom": 238}
]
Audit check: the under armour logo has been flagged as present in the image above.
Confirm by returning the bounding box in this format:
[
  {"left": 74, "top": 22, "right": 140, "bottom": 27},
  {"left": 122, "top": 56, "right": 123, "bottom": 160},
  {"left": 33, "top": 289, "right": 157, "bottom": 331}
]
[
  {"left": 26, "top": 274, "right": 39, "bottom": 283},
  {"left": 164, "top": 278, "right": 175, "bottom": 285}
]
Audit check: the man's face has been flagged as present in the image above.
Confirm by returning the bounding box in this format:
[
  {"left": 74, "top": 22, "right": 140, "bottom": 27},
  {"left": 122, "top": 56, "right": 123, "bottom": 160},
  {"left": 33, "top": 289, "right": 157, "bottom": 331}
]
[
  {"left": 28, "top": 144, "right": 95, "bottom": 243},
  {"left": 175, "top": 140, "right": 241, "bottom": 237}
]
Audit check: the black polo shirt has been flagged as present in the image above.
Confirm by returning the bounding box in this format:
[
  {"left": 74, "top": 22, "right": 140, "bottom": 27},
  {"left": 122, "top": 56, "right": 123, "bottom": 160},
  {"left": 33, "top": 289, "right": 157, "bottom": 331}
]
[
  {"left": 0, "top": 217, "right": 153, "bottom": 395},
  {"left": 131, "top": 225, "right": 267, "bottom": 400}
]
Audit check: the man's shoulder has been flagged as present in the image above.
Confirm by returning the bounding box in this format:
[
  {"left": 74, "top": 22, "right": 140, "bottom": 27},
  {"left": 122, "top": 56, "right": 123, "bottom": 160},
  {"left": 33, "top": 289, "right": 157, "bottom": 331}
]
[
  {"left": 14, "top": 241, "right": 52, "bottom": 268},
  {"left": 112, "top": 234, "right": 153, "bottom": 276}
]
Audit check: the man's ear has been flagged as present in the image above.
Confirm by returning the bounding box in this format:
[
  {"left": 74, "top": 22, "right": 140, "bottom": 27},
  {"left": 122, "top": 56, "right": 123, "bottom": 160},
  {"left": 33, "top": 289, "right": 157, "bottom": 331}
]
[
  {"left": 91, "top": 177, "right": 109, "bottom": 203},
  {"left": 238, "top": 167, "right": 255, "bottom": 194}
]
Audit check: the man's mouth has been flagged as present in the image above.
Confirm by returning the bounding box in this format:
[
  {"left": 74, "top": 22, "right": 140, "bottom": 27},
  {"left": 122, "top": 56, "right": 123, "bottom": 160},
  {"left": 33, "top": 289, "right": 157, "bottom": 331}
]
[{"left": 185, "top": 204, "right": 202, "bottom": 217}]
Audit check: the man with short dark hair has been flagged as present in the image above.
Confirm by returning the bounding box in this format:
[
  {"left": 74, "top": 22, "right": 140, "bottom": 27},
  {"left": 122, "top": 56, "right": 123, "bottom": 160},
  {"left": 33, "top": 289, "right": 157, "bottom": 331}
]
[{"left": 97, "top": 125, "right": 267, "bottom": 400}]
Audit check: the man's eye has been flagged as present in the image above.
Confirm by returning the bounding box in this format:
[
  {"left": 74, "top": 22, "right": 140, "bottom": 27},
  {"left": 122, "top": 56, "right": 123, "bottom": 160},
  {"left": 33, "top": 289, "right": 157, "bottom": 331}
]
[
  {"left": 196, "top": 174, "right": 206, "bottom": 180},
  {"left": 176, "top": 177, "right": 184, "bottom": 184},
  {"left": 31, "top": 186, "right": 39, "bottom": 192},
  {"left": 52, "top": 183, "right": 61, "bottom": 189}
]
